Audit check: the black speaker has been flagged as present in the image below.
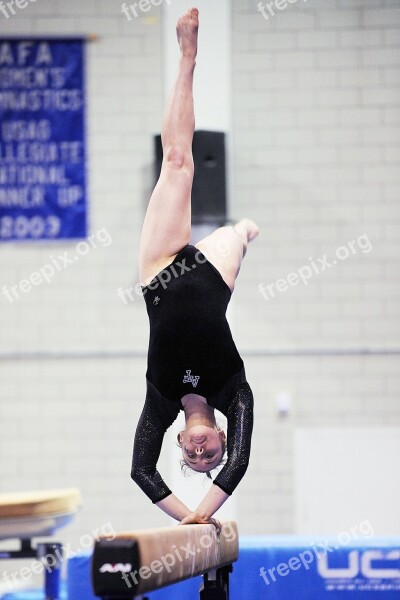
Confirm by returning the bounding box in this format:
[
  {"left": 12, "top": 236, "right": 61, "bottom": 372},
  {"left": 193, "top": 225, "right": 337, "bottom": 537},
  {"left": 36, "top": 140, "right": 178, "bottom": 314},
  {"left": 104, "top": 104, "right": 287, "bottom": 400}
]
[{"left": 154, "top": 130, "right": 227, "bottom": 225}]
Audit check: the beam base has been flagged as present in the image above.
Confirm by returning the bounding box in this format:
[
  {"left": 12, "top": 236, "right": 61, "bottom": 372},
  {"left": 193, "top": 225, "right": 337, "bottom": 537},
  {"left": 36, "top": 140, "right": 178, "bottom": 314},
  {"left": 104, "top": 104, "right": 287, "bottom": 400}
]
[{"left": 200, "top": 565, "right": 232, "bottom": 600}]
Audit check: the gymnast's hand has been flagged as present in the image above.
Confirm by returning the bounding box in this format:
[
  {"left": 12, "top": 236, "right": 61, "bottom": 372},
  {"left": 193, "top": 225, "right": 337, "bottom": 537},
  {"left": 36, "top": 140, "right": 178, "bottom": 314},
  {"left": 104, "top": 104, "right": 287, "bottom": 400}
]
[
  {"left": 178, "top": 512, "right": 222, "bottom": 534},
  {"left": 178, "top": 486, "right": 229, "bottom": 533}
]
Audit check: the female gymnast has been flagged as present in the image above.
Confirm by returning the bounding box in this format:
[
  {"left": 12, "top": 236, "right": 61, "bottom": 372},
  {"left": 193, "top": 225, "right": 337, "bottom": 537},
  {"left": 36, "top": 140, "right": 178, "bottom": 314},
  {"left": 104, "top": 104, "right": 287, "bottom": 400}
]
[{"left": 131, "top": 7, "right": 259, "bottom": 531}]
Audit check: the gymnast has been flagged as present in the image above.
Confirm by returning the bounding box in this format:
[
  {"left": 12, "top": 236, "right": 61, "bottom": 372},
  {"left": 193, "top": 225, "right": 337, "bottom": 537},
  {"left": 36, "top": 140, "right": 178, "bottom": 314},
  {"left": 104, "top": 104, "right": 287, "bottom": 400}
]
[{"left": 131, "top": 7, "right": 259, "bottom": 531}]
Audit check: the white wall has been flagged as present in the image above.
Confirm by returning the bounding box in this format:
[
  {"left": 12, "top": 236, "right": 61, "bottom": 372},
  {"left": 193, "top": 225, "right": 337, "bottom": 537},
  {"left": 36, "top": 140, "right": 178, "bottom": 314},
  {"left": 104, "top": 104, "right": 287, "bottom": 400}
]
[
  {"left": 0, "top": 1, "right": 167, "bottom": 579},
  {"left": 294, "top": 428, "right": 400, "bottom": 535},
  {"left": 0, "top": 4, "right": 399, "bottom": 587},
  {"left": 231, "top": 0, "right": 400, "bottom": 533}
]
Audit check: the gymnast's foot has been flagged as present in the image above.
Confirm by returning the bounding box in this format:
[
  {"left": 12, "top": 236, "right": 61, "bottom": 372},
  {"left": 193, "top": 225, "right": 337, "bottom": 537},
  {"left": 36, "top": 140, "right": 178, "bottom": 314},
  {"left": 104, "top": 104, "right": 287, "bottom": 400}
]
[
  {"left": 236, "top": 218, "right": 260, "bottom": 243},
  {"left": 176, "top": 8, "right": 199, "bottom": 59}
]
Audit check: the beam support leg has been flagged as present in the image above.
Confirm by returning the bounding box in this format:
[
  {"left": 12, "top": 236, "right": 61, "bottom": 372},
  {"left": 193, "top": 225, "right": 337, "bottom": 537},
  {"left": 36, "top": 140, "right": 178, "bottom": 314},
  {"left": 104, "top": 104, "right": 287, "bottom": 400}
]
[{"left": 200, "top": 564, "right": 232, "bottom": 600}]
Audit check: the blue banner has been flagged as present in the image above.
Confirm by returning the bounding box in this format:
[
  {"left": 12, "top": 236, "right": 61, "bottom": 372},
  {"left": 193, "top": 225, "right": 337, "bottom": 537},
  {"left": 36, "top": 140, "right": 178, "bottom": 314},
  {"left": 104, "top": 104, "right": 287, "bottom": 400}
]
[{"left": 0, "top": 38, "right": 86, "bottom": 241}]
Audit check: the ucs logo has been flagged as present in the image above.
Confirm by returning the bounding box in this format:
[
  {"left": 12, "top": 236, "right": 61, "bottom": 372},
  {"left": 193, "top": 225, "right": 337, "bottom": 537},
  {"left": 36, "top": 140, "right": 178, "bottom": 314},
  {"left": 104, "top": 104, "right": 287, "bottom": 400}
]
[
  {"left": 318, "top": 550, "right": 400, "bottom": 579},
  {"left": 99, "top": 563, "right": 132, "bottom": 574}
]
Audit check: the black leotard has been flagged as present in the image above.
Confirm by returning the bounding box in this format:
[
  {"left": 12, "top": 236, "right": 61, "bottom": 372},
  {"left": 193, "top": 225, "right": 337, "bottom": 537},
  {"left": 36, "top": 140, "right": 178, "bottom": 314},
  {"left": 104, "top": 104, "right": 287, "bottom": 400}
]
[
  {"left": 131, "top": 244, "right": 254, "bottom": 504},
  {"left": 142, "top": 244, "right": 244, "bottom": 401}
]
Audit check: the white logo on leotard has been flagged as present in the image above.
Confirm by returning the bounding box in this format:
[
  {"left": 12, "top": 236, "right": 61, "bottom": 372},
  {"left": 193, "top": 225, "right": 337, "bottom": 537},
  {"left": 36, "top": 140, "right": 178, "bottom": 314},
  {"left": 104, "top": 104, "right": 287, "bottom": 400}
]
[{"left": 183, "top": 370, "right": 200, "bottom": 388}]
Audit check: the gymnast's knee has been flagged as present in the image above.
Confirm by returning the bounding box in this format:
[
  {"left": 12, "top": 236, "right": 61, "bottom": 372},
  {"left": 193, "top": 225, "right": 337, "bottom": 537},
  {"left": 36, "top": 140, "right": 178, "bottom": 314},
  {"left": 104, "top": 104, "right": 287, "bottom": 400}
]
[{"left": 163, "top": 145, "right": 194, "bottom": 173}]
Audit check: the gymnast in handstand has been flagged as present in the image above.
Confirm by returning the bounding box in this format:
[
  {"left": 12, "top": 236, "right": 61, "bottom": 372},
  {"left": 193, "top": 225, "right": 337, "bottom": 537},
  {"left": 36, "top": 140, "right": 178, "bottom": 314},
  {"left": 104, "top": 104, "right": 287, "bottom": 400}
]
[{"left": 131, "top": 7, "right": 259, "bottom": 531}]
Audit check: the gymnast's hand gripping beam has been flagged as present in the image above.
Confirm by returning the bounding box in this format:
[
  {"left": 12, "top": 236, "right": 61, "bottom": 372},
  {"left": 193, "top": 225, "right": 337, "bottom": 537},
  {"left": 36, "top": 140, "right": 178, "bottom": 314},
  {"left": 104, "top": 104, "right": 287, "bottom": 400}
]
[{"left": 91, "top": 520, "right": 238, "bottom": 599}]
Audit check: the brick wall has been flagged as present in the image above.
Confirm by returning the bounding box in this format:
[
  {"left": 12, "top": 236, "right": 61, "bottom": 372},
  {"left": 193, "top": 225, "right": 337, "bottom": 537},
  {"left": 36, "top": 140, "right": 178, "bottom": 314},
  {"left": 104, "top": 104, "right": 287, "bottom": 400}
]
[
  {"left": 0, "top": 1, "right": 166, "bottom": 576},
  {"left": 231, "top": 0, "right": 400, "bottom": 533},
  {"left": 0, "top": 2, "right": 399, "bottom": 575}
]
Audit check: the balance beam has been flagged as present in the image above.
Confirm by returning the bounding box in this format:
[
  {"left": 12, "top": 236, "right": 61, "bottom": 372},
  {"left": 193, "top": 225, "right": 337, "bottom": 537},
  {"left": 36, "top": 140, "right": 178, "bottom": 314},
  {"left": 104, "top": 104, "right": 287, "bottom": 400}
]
[{"left": 91, "top": 520, "right": 238, "bottom": 600}]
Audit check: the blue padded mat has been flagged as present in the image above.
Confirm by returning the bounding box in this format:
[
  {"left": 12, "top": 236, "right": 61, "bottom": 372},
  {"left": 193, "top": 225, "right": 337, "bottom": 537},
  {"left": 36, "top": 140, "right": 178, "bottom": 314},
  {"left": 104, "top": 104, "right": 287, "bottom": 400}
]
[
  {"left": 4, "top": 537, "right": 398, "bottom": 599},
  {"left": 0, "top": 585, "right": 67, "bottom": 600},
  {"left": 67, "top": 536, "right": 400, "bottom": 600}
]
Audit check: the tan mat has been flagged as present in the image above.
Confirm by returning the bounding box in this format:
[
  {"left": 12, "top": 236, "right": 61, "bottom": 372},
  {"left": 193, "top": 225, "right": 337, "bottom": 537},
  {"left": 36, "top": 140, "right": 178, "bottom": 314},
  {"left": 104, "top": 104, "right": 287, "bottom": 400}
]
[{"left": 0, "top": 488, "right": 81, "bottom": 519}]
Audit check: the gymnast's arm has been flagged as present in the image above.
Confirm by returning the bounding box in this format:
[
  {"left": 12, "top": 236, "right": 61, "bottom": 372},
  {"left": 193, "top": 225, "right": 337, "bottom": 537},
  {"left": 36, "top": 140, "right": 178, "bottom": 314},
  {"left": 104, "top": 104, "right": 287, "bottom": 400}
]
[
  {"left": 187, "top": 381, "right": 254, "bottom": 520},
  {"left": 131, "top": 390, "right": 192, "bottom": 521}
]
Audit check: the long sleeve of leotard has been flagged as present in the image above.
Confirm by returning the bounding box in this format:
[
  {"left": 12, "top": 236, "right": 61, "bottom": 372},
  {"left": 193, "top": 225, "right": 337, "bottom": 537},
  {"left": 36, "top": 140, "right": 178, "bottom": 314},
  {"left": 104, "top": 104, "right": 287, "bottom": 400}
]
[
  {"left": 212, "top": 381, "right": 254, "bottom": 496},
  {"left": 130, "top": 381, "right": 180, "bottom": 504}
]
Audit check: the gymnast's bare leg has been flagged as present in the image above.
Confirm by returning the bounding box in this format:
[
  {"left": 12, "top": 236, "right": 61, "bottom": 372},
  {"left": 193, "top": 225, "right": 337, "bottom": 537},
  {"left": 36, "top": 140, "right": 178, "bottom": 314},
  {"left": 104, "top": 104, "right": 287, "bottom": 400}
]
[
  {"left": 196, "top": 219, "right": 260, "bottom": 293},
  {"left": 138, "top": 9, "right": 197, "bottom": 286}
]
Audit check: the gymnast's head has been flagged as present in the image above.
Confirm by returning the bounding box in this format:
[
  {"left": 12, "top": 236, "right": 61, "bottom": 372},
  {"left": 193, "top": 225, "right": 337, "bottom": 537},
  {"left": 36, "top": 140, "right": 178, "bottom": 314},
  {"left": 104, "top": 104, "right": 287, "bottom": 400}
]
[
  {"left": 177, "top": 425, "right": 226, "bottom": 477},
  {"left": 176, "top": 398, "right": 227, "bottom": 478}
]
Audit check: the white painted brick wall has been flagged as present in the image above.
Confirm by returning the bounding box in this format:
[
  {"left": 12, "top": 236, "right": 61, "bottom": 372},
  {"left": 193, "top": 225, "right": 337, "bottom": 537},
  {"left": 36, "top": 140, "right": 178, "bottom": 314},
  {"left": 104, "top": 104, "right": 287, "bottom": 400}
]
[
  {"left": 0, "top": 0, "right": 399, "bottom": 565},
  {"left": 232, "top": 0, "right": 400, "bottom": 534},
  {"left": 0, "top": 1, "right": 167, "bottom": 577}
]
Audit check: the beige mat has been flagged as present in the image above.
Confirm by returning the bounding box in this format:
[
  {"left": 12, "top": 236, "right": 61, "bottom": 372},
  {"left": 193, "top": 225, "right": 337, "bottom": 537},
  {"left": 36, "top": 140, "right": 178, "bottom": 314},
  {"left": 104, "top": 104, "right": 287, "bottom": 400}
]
[{"left": 0, "top": 488, "right": 81, "bottom": 519}]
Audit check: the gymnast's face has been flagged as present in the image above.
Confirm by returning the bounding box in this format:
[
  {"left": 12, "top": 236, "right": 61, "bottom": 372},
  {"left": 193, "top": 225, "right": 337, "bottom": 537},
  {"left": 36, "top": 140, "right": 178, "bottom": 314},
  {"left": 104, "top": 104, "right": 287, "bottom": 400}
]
[{"left": 178, "top": 425, "right": 226, "bottom": 472}]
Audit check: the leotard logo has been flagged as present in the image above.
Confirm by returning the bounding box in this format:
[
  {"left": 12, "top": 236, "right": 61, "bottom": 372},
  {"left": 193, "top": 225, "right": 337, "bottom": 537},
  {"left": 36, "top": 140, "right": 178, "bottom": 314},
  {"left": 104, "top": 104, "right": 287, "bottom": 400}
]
[{"left": 183, "top": 370, "right": 200, "bottom": 388}]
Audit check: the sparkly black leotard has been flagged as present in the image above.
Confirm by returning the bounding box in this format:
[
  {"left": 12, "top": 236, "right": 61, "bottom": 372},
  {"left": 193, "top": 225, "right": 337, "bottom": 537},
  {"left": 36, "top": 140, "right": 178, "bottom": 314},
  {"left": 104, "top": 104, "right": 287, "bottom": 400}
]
[{"left": 131, "top": 244, "right": 254, "bottom": 503}]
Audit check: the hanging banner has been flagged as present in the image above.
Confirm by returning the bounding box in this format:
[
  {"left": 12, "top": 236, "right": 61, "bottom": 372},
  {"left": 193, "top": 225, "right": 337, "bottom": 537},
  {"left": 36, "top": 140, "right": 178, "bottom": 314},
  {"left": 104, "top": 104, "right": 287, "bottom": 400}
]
[{"left": 0, "top": 38, "right": 86, "bottom": 241}]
